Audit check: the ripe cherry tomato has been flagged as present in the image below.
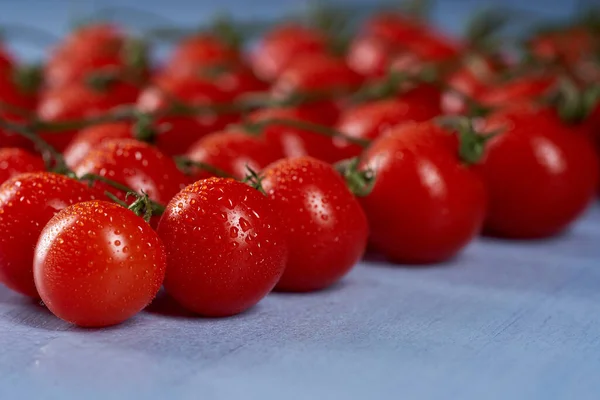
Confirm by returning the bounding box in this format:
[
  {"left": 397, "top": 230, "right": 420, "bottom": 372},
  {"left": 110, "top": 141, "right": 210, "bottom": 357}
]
[
  {"left": 37, "top": 81, "right": 140, "bottom": 151},
  {"left": 0, "top": 148, "right": 45, "bottom": 184},
  {"left": 157, "top": 177, "right": 287, "bottom": 317},
  {"left": 477, "top": 75, "right": 555, "bottom": 108},
  {"left": 0, "top": 45, "right": 14, "bottom": 73},
  {"left": 73, "top": 138, "right": 189, "bottom": 205},
  {"left": 136, "top": 75, "right": 237, "bottom": 156},
  {"left": 481, "top": 105, "right": 599, "bottom": 239},
  {"left": 44, "top": 23, "right": 147, "bottom": 88},
  {"left": 34, "top": 200, "right": 166, "bottom": 327},
  {"left": 249, "top": 107, "right": 341, "bottom": 163},
  {"left": 262, "top": 156, "right": 368, "bottom": 292},
  {"left": 528, "top": 27, "right": 596, "bottom": 67},
  {"left": 250, "top": 24, "right": 328, "bottom": 82},
  {"left": 271, "top": 53, "right": 364, "bottom": 125},
  {"left": 162, "top": 34, "right": 240, "bottom": 77},
  {"left": 186, "top": 130, "right": 283, "bottom": 180},
  {"left": 362, "top": 13, "right": 461, "bottom": 62},
  {"left": 359, "top": 121, "right": 487, "bottom": 263},
  {"left": 63, "top": 122, "right": 133, "bottom": 168},
  {"left": 334, "top": 91, "right": 441, "bottom": 160},
  {"left": 0, "top": 172, "right": 101, "bottom": 298}
]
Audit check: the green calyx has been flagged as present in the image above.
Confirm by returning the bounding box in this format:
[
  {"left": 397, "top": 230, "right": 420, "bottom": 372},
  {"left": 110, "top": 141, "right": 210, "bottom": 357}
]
[
  {"left": 436, "top": 116, "right": 500, "bottom": 165},
  {"left": 243, "top": 166, "right": 267, "bottom": 196},
  {"left": 122, "top": 37, "right": 149, "bottom": 79},
  {"left": 12, "top": 64, "right": 43, "bottom": 95},
  {"left": 548, "top": 77, "right": 600, "bottom": 124},
  {"left": 85, "top": 70, "right": 120, "bottom": 92},
  {"left": 335, "top": 157, "right": 375, "bottom": 197},
  {"left": 126, "top": 191, "right": 156, "bottom": 223}
]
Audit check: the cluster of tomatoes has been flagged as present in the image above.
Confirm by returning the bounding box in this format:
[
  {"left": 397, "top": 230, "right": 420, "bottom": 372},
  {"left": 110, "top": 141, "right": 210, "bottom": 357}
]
[{"left": 0, "top": 6, "right": 599, "bottom": 328}]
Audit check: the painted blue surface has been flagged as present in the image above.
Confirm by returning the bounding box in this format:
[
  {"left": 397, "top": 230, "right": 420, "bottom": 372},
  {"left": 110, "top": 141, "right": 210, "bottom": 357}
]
[{"left": 1, "top": 1, "right": 600, "bottom": 399}]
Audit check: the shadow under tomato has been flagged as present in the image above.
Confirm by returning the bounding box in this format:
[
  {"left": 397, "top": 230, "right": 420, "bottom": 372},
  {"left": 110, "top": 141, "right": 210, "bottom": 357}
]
[
  {"left": 143, "top": 290, "right": 197, "bottom": 319},
  {"left": 270, "top": 278, "right": 352, "bottom": 297}
]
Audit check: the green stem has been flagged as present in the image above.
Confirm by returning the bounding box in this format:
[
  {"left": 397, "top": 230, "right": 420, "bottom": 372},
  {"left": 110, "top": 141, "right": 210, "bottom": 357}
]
[
  {"left": 244, "top": 118, "right": 371, "bottom": 148},
  {"left": 174, "top": 156, "right": 235, "bottom": 179}
]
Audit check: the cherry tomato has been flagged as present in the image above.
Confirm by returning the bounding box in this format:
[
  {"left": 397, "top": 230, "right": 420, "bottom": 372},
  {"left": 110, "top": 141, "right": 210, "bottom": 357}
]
[
  {"left": 0, "top": 172, "right": 102, "bottom": 298},
  {"left": 37, "top": 81, "right": 139, "bottom": 151},
  {"left": 334, "top": 90, "right": 442, "bottom": 160},
  {"left": 249, "top": 107, "right": 341, "bottom": 162},
  {"left": 481, "top": 105, "right": 599, "bottom": 239},
  {"left": 0, "top": 148, "right": 45, "bottom": 184},
  {"left": 34, "top": 200, "right": 166, "bottom": 327},
  {"left": 73, "top": 138, "right": 189, "bottom": 205},
  {"left": 0, "top": 45, "right": 14, "bottom": 73},
  {"left": 44, "top": 23, "right": 147, "bottom": 88},
  {"left": 528, "top": 27, "right": 596, "bottom": 67},
  {"left": 136, "top": 75, "right": 237, "bottom": 156},
  {"left": 477, "top": 75, "right": 555, "bottom": 108},
  {"left": 359, "top": 121, "right": 487, "bottom": 263},
  {"left": 63, "top": 122, "right": 133, "bottom": 168},
  {"left": 262, "top": 156, "right": 368, "bottom": 292},
  {"left": 162, "top": 34, "right": 240, "bottom": 77},
  {"left": 186, "top": 130, "right": 283, "bottom": 180},
  {"left": 271, "top": 53, "right": 364, "bottom": 125},
  {"left": 250, "top": 24, "right": 328, "bottom": 82},
  {"left": 157, "top": 177, "right": 287, "bottom": 317}
]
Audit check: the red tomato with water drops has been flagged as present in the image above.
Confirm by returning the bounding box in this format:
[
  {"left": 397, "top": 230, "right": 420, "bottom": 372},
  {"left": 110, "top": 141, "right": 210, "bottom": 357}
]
[
  {"left": 63, "top": 122, "right": 133, "bottom": 168},
  {"left": 161, "top": 34, "right": 240, "bottom": 77},
  {"left": 157, "top": 178, "right": 287, "bottom": 317},
  {"left": 0, "top": 172, "right": 102, "bottom": 298},
  {"left": 262, "top": 156, "right": 368, "bottom": 292},
  {"left": 136, "top": 75, "right": 237, "bottom": 156},
  {"left": 249, "top": 107, "right": 341, "bottom": 163},
  {"left": 186, "top": 130, "right": 283, "bottom": 180},
  {"left": 34, "top": 200, "right": 166, "bottom": 327},
  {"left": 271, "top": 53, "right": 364, "bottom": 125},
  {"left": 73, "top": 138, "right": 189, "bottom": 205},
  {"left": 250, "top": 24, "right": 328, "bottom": 82},
  {"left": 334, "top": 88, "right": 442, "bottom": 160},
  {"left": 37, "top": 81, "right": 140, "bottom": 151},
  {"left": 359, "top": 121, "right": 487, "bottom": 264},
  {"left": 481, "top": 105, "right": 599, "bottom": 239},
  {"left": 0, "top": 148, "right": 45, "bottom": 185}
]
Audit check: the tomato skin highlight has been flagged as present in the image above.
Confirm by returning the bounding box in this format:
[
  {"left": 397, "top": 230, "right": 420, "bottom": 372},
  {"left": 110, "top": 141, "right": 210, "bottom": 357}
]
[
  {"left": 481, "top": 106, "right": 600, "bottom": 239},
  {"left": 359, "top": 122, "right": 487, "bottom": 264},
  {"left": 34, "top": 200, "right": 166, "bottom": 327},
  {"left": 157, "top": 178, "right": 287, "bottom": 317},
  {"left": 0, "top": 172, "right": 102, "bottom": 298},
  {"left": 0, "top": 148, "right": 45, "bottom": 185},
  {"left": 262, "top": 156, "right": 368, "bottom": 292}
]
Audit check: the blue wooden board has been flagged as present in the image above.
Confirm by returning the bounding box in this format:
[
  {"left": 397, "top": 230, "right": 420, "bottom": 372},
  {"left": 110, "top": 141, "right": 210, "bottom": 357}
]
[{"left": 1, "top": 1, "right": 600, "bottom": 399}]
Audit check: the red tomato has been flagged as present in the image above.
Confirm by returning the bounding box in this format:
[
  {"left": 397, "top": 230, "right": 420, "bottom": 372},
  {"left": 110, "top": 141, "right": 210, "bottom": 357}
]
[
  {"left": 262, "top": 156, "right": 368, "bottom": 292},
  {"left": 334, "top": 93, "right": 441, "bottom": 160},
  {"left": 0, "top": 148, "right": 45, "bottom": 184},
  {"left": 34, "top": 200, "right": 166, "bottom": 327},
  {"left": 477, "top": 75, "right": 555, "bottom": 108},
  {"left": 73, "top": 138, "right": 189, "bottom": 205},
  {"left": 271, "top": 53, "right": 364, "bottom": 125},
  {"left": 136, "top": 75, "right": 237, "bottom": 156},
  {"left": 363, "top": 13, "right": 461, "bottom": 62},
  {"left": 528, "top": 27, "right": 596, "bottom": 66},
  {"left": 359, "top": 121, "right": 487, "bottom": 263},
  {"left": 37, "top": 81, "right": 139, "bottom": 151},
  {"left": 248, "top": 107, "right": 341, "bottom": 162},
  {"left": 63, "top": 122, "right": 133, "bottom": 168},
  {"left": 0, "top": 45, "right": 14, "bottom": 73},
  {"left": 44, "top": 23, "right": 147, "bottom": 88},
  {"left": 481, "top": 105, "right": 599, "bottom": 238},
  {"left": 157, "top": 177, "right": 287, "bottom": 317},
  {"left": 250, "top": 24, "right": 328, "bottom": 82},
  {"left": 162, "top": 34, "right": 239, "bottom": 77},
  {"left": 186, "top": 130, "right": 283, "bottom": 180},
  {"left": 0, "top": 172, "right": 102, "bottom": 298}
]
